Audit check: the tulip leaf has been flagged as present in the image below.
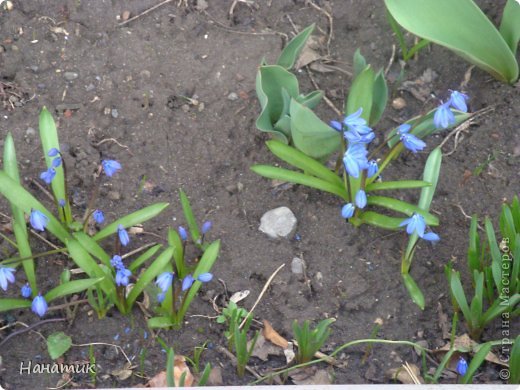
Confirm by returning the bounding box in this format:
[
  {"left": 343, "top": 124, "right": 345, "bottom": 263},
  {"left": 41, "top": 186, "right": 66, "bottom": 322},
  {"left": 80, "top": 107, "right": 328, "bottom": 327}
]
[
  {"left": 251, "top": 165, "right": 348, "bottom": 200},
  {"left": 277, "top": 24, "right": 315, "bottom": 69},
  {"left": 366, "top": 180, "right": 431, "bottom": 191},
  {"left": 367, "top": 196, "right": 439, "bottom": 226},
  {"left": 265, "top": 140, "right": 343, "bottom": 186},
  {"left": 93, "top": 202, "right": 169, "bottom": 242},
  {"left": 402, "top": 273, "right": 425, "bottom": 310},
  {"left": 358, "top": 211, "right": 404, "bottom": 230},
  {"left": 148, "top": 316, "right": 176, "bottom": 329},
  {"left": 370, "top": 69, "right": 388, "bottom": 126},
  {"left": 0, "top": 298, "right": 31, "bottom": 312},
  {"left": 290, "top": 98, "right": 341, "bottom": 159},
  {"left": 345, "top": 65, "right": 375, "bottom": 120},
  {"left": 296, "top": 90, "right": 324, "bottom": 109},
  {"left": 353, "top": 48, "right": 367, "bottom": 78},
  {"left": 45, "top": 278, "right": 104, "bottom": 302},
  {"left": 500, "top": 0, "right": 520, "bottom": 56},
  {"left": 385, "top": 0, "right": 519, "bottom": 83},
  {"left": 47, "top": 332, "right": 72, "bottom": 360}
]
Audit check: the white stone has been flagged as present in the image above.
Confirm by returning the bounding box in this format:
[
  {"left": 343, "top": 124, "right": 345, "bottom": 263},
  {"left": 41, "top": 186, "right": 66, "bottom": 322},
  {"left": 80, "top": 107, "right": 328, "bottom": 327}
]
[
  {"left": 259, "top": 206, "right": 297, "bottom": 239},
  {"left": 291, "top": 257, "right": 305, "bottom": 274}
]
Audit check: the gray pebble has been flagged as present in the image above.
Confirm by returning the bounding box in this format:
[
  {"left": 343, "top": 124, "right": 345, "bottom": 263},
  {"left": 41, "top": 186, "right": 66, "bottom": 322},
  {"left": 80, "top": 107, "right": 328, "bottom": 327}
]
[
  {"left": 259, "top": 206, "right": 297, "bottom": 239},
  {"left": 85, "top": 83, "right": 95, "bottom": 91},
  {"left": 108, "top": 191, "right": 121, "bottom": 200},
  {"left": 64, "top": 71, "right": 79, "bottom": 81},
  {"left": 25, "top": 127, "right": 36, "bottom": 136},
  {"left": 111, "top": 108, "right": 119, "bottom": 118},
  {"left": 291, "top": 257, "right": 306, "bottom": 274},
  {"left": 227, "top": 92, "right": 238, "bottom": 101}
]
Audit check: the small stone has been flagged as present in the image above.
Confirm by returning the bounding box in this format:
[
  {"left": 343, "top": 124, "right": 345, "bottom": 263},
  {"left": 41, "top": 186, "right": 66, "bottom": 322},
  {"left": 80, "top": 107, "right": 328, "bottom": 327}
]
[
  {"left": 108, "top": 191, "right": 121, "bottom": 200},
  {"left": 121, "top": 10, "right": 131, "bottom": 21},
  {"left": 315, "top": 272, "right": 323, "bottom": 281},
  {"left": 259, "top": 206, "right": 297, "bottom": 239},
  {"left": 181, "top": 104, "right": 190, "bottom": 112},
  {"left": 392, "top": 97, "right": 406, "bottom": 110},
  {"left": 85, "top": 83, "right": 95, "bottom": 91},
  {"left": 104, "top": 107, "right": 111, "bottom": 115},
  {"left": 64, "top": 71, "right": 79, "bottom": 81},
  {"left": 25, "top": 127, "right": 36, "bottom": 136},
  {"left": 30, "top": 65, "right": 39, "bottom": 72},
  {"left": 235, "top": 73, "right": 245, "bottom": 81},
  {"left": 111, "top": 108, "right": 119, "bottom": 118},
  {"left": 227, "top": 92, "right": 238, "bottom": 101},
  {"left": 198, "top": 102, "right": 205, "bottom": 112},
  {"left": 139, "top": 70, "right": 151, "bottom": 78},
  {"left": 291, "top": 257, "right": 306, "bottom": 274}
]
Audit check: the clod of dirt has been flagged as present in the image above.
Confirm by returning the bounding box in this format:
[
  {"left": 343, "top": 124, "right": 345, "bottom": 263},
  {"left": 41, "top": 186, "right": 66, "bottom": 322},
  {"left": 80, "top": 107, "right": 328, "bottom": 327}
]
[{"left": 259, "top": 206, "right": 297, "bottom": 239}]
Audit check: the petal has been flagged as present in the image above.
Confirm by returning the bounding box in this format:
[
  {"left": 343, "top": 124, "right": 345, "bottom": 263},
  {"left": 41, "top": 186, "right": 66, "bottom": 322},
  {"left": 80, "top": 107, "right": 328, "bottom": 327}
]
[
  {"left": 423, "top": 232, "right": 440, "bottom": 242},
  {"left": 197, "top": 273, "right": 213, "bottom": 283}
]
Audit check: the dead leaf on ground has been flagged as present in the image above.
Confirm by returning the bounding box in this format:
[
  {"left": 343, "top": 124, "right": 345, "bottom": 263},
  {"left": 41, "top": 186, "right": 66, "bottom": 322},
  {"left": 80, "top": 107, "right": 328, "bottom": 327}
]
[
  {"left": 111, "top": 363, "right": 133, "bottom": 381},
  {"left": 399, "top": 68, "right": 438, "bottom": 102},
  {"left": 290, "top": 366, "right": 332, "bottom": 385},
  {"left": 437, "top": 302, "right": 451, "bottom": 339},
  {"left": 386, "top": 363, "right": 424, "bottom": 384},
  {"left": 263, "top": 320, "right": 289, "bottom": 349},
  {"left": 229, "top": 289, "right": 249, "bottom": 303},
  {"left": 146, "top": 355, "right": 194, "bottom": 387},
  {"left": 250, "top": 333, "right": 283, "bottom": 361},
  {"left": 205, "top": 366, "right": 223, "bottom": 386}
]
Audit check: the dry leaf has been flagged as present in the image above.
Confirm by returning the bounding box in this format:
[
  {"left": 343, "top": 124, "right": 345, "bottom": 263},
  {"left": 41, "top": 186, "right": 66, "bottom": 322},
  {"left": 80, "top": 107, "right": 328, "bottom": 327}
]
[
  {"left": 230, "top": 290, "right": 249, "bottom": 303},
  {"left": 206, "top": 366, "right": 223, "bottom": 386},
  {"left": 386, "top": 363, "right": 424, "bottom": 384},
  {"left": 437, "top": 302, "right": 451, "bottom": 339},
  {"left": 111, "top": 363, "right": 133, "bottom": 381},
  {"left": 250, "top": 333, "right": 283, "bottom": 361},
  {"left": 49, "top": 26, "right": 69, "bottom": 35},
  {"left": 146, "top": 355, "right": 194, "bottom": 387},
  {"left": 290, "top": 366, "right": 331, "bottom": 385},
  {"left": 263, "top": 320, "right": 289, "bottom": 349}
]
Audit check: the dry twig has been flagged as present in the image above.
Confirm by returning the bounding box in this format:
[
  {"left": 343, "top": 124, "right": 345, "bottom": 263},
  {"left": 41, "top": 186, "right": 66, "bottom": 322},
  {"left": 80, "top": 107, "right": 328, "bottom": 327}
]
[{"left": 118, "top": 0, "right": 174, "bottom": 27}]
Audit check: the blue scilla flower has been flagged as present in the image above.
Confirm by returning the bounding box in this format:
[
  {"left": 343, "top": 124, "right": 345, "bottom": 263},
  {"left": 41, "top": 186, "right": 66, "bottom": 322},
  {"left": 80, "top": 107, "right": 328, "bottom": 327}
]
[
  {"left": 32, "top": 294, "right": 48, "bottom": 317},
  {"left": 330, "top": 120, "right": 343, "bottom": 132},
  {"left": 343, "top": 108, "right": 372, "bottom": 134},
  {"left": 182, "top": 274, "right": 195, "bottom": 291},
  {"left": 400, "top": 133, "right": 426, "bottom": 153},
  {"left": 110, "top": 255, "right": 124, "bottom": 270},
  {"left": 58, "top": 199, "right": 66, "bottom": 207},
  {"left": 157, "top": 292, "right": 166, "bottom": 303},
  {"left": 396, "top": 123, "right": 411, "bottom": 135},
  {"left": 48, "top": 148, "right": 60, "bottom": 157},
  {"left": 118, "top": 224, "right": 130, "bottom": 246},
  {"left": 201, "top": 221, "right": 212, "bottom": 235},
  {"left": 355, "top": 190, "right": 367, "bottom": 209},
  {"left": 21, "top": 283, "right": 32, "bottom": 298},
  {"left": 156, "top": 272, "right": 174, "bottom": 292},
  {"left": 30, "top": 209, "right": 49, "bottom": 231},
  {"left": 197, "top": 273, "right": 213, "bottom": 283},
  {"left": 341, "top": 203, "right": 355, "bottom": 219},
  {"left": 102, "top": 159, "right": 122, "bottom": 177},
  {"left": 115, "top": 267, "right": 132, "bottom": 287},
  {"left": 367, "top": 160, "right": 378, "bottom": 178},
  {"left": 400, "top": 213, "right": 426, "bottom": 237},
  {"left": 423, "top": 231, "right": 440, "bottom": 242},
  {"left": 93, "top": 210, "right": 104, "bottom": 224},
  {"left": 51, "top": 157, "right": 62, "bottom": 168},
  {"left": 343, "top": 143, "right": 368, "bottom": 178},
  {"left": 344, "top": 129, "right": 375, "bottom": 144},
  {"left": 0, "top": 266, "right": 15, "bottom": 291},
  {"left": 39, "top": 168, "right": 56, "bottom": 184},
  {"left": 456, "top": 357, "right": 468, "bottom": 376},
  {"left": 433, "top": 101, "right": 455, "bottom": 129},
  {"left": 178, "top": 226, "right": 188, "bottom": 241},
  {"left": 449, "top": 90, "right": 469, "bottom": 112}
]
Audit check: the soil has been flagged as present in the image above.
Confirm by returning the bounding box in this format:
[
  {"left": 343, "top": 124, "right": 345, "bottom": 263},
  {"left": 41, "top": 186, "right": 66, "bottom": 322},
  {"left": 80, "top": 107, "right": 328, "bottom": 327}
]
[{"left": 0, "top": 0, "right": 518, "bottom": 388}]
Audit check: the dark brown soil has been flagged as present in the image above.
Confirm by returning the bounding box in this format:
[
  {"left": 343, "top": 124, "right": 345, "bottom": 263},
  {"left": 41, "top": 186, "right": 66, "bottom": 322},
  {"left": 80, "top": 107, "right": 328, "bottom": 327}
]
[{"left": 0, "top": 0, "right": 518, "bottom": 388}]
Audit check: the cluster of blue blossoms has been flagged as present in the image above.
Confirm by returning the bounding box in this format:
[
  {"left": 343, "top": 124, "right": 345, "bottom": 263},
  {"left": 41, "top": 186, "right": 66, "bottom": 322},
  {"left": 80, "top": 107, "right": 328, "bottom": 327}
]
[
  {"left": 0, "top": 150, "right": 124, "bottom": 317},
  {"left": 332, "top": 90, "right": 468, "bottom": 241}
]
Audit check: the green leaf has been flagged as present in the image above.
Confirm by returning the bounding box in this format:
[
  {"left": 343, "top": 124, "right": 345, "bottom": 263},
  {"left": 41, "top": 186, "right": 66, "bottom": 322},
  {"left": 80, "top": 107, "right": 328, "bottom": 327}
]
[
  {"left": 147, "top": 316, "right": 176, "bottom": 329},
  {"left": 485, "top": 218, "right": 503, "bottom": 293},
  {"left": 277, "top": 24, "right": 315, "bottom": 69},
  {"left": 129, "top": 244, "right": 162, "bottom": 273},
  {"left": 251, "top": 165, "right": 348, "bottom": 200},
  {"left": 469, "top": 271, "right": 484, "bottom": 327},
  {"left": 73, "top": 232, "right": 111, "bottom": 268},
  {"left": 47, "top": 332, "right": 72, "bottom": 360},
  {"left": 290, "top": 98, "right": 341, "bottom": 159},
  {"left": 402, "top": 273, "right": 425, "bottom": 310},
  {"left": 500, "top": 0, "right": 520, "bottom": 56},
  {"left": 366, "top": 180, "right": 431, "bottom": 191},
  {"left": 353, "top": 49, "right": 367, "bottom": 78},
  {"left": 418, "top": 147, "right": 442, "bottom": 211},
  {"left": 369, "top": 70, "right": 388, "bottom": 126},
  {"left": 93, "top": 202, "right": 169, "bottom": 242},
  {"left": 0, "top": 298, "right": 31, "bottom": 313},
  {"left": 45, "top": 278, "right": 104, "bottom": 302},
  {"left": 166, "top": 348, "right": 175, "bottom": 387},
  {"left": 358, "top": 211, "right": 405, "bottom": 230},
  {"left": 180, "top": 189, "right": 201, "bottom": 245},
  {"left": 366, "top": 196, "right": 439, "bottom": 226},
  {"left": 462, "top": 342, "right": 492, "bottom": 383},
  {"left": 345, "top": 66, "right": 375, "bottom": 120},
  {"left": 296, "top": 90, "right": 324, "bottom": 109},
  {"left": 0, "top": 171, "right": 70, "bottom": 242},
  {"left": 266, "top": 140, "right": 343, "bottom": 186},
  {"left": 467, "top": 215, "right": 480, "bottom": 274},
  {"left": 168, "top": 228, "right": 185, "bottom": 277},
  {"left": 384, "top": 0, "right": 518, "bottom": 83},
  {"left": 449, "top": 270, "right": 472, "bottom": 324},
  {"left": 510, "top": 335, "right": 520, "bottom": 384}
]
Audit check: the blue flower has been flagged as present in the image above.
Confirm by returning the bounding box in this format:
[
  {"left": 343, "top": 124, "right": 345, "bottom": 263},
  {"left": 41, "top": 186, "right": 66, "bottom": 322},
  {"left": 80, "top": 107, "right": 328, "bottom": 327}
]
[
  {"left": 21, "top": 283, "right": 32, "bottom": 298},
  {"left": 449, "top": 91, "right": 469, "bottom": 112},
  {"left": 58, "top": 199, "right": 66, "bottom": 207},
  {"left": 32, "top": 294, "right": 48, "bottom": 317},
  {"left": 102, "top": 159, "right": 122, "bottom": 177},
  {"left": 344, "top": 129, "right": 375, "bottom": 144},
  {"left": 110, "top": 255, "right": 124, "bottom": 270},
  {"left": 367, "top": 160, "right": 378, "bottom": 178},
  {"left": 182, "top": 274, "right": 195, "bottom": 291},
  {"left": 201, "top": 221, "right": 212, "bottom": 234},
  {"left": 30, "top": 209, "right": 49, "bottom": 231},
  {"left": 157, "top": 292, "right": 166, "bottom": 303},
  {"left": 343, "top": 143, "right": 368, "bottom": 178},
  {"left": 48, "top": 148, "right": 60, "bottom": 157},
  {"left": 93, "top": 210, "right": 104, "bottom": 224},
  {"left": 456, "top": 357, "right": 468, "bottom": 376},
  {"left": 115, "top": 267, "right": 132, "bottom": 287},
  {"left": 355, "top": 190, "right": 367, "bottom": 209},
  {"left": 399, "top": 213, "right": 426, "bottom": 237},
  {"left": 341, "top": 203, "right": 355, "bottom": 219},
  {"left": 39, "top": 168, "right": 56, "bottom": 184},
  {"left": 400, "top": 133, "right": 426, "bottom": 153},
  {"left": 329, "top": 120, "right": 343, "bottom": 132},
  {"left": 118, "top": 224, "right": 130, "bottom": 246},
  {"left": 178, "top": 226, "right": 188, "bottom": 241},
  {"left": 433, "top": 101, "right": 455, "bottom": 129},
  {"left": 396, "top": 123, "right": 411, "bottom": 135},
  {"left": 423, "top": 231, "right": 440, "bottom": 242},
  {"left": 343, "top": 108, "right": 372, "bottom": 134},
  {"left": 156, "top": 272, "right": 174, "bottom": 292},
  {"left": 0, "top": 266, "right": 15, "bottom": 291},
  {"left": 197, "top": 273, "right": 213, "bottom": 283},
  {"left": 51, "top": 157, "right": 62, "bottom": 168}
]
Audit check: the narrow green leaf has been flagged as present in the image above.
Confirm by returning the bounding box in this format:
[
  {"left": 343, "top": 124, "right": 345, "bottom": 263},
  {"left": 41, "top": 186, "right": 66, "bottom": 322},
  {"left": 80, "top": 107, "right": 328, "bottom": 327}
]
[
  {"left": 469, "top": 271, "right": 484, "bottom": 327},
  {"left": 366, "top": 180, "right": 431, "bottom": 191},
  {"left": 353, "top": 49, "right": 367, "bottom": 78},
  {"left": 510, "top": 335, "right": 520, "bottom": 384},
  {"left": 251, "top": 165, "right": 348, "bottom": 200},
  {"left": 93, "top": 202, "right": 169, "bottom": 242},
  {"left": 449, "top": 270, "right": 472, "bottom": 324},
  {"left": 369, "top": 70, "right": 388, "bottom": 126},
  {"left": 418, "top": 147, "right": 442, "bottom": 212},
  {"left": 180, "top": 189, "right": 201, "bottom": 244},
  {"left": 45, "top": 278, "right": 104, "bottom": 302},
  {"left": 345, "top": 66, "right": 375, "bottom": 120},
  {"left": 402, "top": 273, "right": 425, "bottom": 310},
  {"left": 500, "top": 0, "right": 520, "bottom": 56},
  {"left": 290, "top": 99, "right": 341, "bottom": 159},
  {"left": 47, "top": 332, "right": 72, "bottom": 360},
  {"left": 467, "top": 215, "right": 480, "bottom": 274},
  {"left": 385, "top": 0, "right": 518, "bottom": 83},
  {"left": 358, "top": 211, "right": 404, "bottom": 230},
  {"left": 73, "top": 232, "right": 111, "bottom": 268},
  {"left": 366, "top": 196, "right": 439, "bottom": 226},
  {"left": 0, "top": 298, "right": 31, "bottom": 312},
  {"left": 266, "top": 140, "right": 343, "bottom": 186},
  {"left": 129, "top": 244, "right": 162, "bottom": 273},
  {"left": 277, "top": 24, "right": 315, "bottom": 69},
  {"left": 485, "top": 218, "right": 503, "bottom": 293},
  {"left": 462, "top": 342, "right": 492, "bottom": 383},
  {"left": 147, "top": 316, "right": 176, "bottom": 329},
  {"left": 166, "top": 348, "right": 175, "bottom": 387}
]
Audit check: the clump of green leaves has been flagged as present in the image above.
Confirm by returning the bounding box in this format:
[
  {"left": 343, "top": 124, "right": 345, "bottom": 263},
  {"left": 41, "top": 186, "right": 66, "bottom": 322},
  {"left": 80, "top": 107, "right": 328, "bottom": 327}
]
[{"left": 293, "top": 318, "right": 334, "bottom": 364}]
